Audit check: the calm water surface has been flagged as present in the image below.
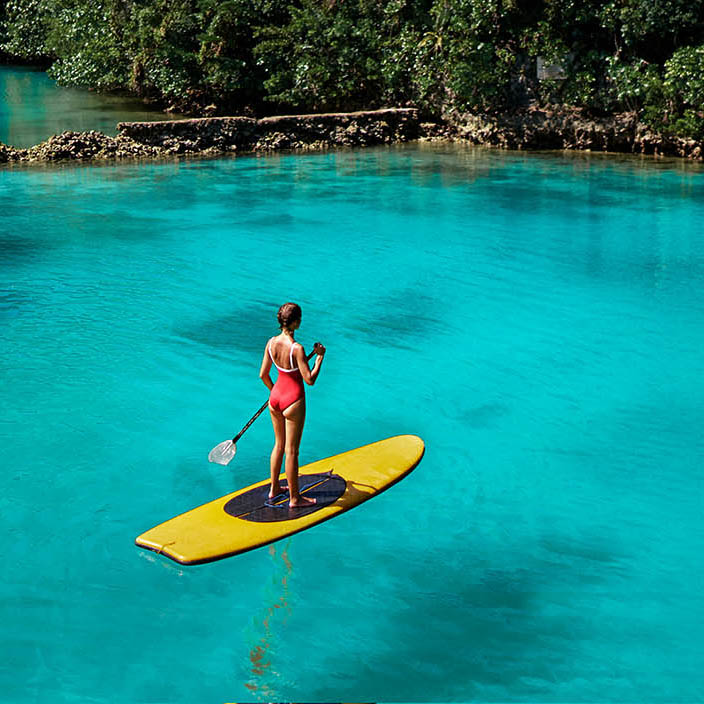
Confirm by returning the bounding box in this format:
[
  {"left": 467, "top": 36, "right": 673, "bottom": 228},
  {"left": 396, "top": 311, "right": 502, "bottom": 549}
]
[
  {"left": 0, "top": 66, "right": 181, "bottom": 148},
  {"left": 1, "top": 144, "right": 703, "bottom": 702}
]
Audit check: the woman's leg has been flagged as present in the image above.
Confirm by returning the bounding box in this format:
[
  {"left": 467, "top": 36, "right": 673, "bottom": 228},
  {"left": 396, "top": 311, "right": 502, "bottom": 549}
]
[
  {"left": 269, "top": 404, "right": 287, "bottom": 499},
  {"left": 282, "top": 399, "right": 315, "bottom": 507}
]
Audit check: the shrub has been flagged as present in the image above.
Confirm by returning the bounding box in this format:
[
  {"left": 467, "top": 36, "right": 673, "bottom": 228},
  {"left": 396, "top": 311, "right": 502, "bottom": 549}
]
[
  {"left": 604, "top": 56, "right": 662, "bottom": 112},
  {"left": 46, "top": 0, "right": 131, "bottom": 89},
  {"left": 1, "top": 0, "right": 52, "bottom": 61}
]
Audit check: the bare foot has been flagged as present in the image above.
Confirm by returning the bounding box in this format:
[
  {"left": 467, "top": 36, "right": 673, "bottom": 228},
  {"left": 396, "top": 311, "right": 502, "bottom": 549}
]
[
  {"left": 289, "top": 495, "right": 317, "bottom": 508},
  {"left": 269, "top": 483, "right": 288, "bottom": 499}
]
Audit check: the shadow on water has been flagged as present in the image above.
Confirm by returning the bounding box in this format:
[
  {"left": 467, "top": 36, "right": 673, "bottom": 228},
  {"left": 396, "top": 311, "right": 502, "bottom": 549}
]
[
  {"left": 234, "top": 211, "right": 325, "bottom": 231},
  {"left": 175, "top": 301, "right": 280, "bottom": 358},
  {"left": 457, "top": 402, "right": 512, "bottom": 429},
  {"left": 0, "top": 235, "right": 46, "bottom": 266},
  {"left": 89, "top": 212, "right": 186, "bottom": 243},
  {"left": 240, "top": 212, "right": 298, "bottom": 229},
  {"left": 538, "top": 533, "right": 629, "bottom": 570},
  {"left": 0, "top": 290, "right": 30, "bottom": 318},
  {"left": 350, "top": 286, "right": 447, "bottom": 349},
  {"left": 313, "top": 528, "right": 631, "bottom": 701}
]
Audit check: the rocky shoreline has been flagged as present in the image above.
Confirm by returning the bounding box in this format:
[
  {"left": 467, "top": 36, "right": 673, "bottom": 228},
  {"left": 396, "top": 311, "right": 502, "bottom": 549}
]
[
  {"left": 447, "top": 106, "right": 704, "bottom": 160},
  {"left": 0, "top": 108, "right": 420, "bottom": 164},
  {"left": 1, "top": 105, "right": 703, "bottom": 165}
]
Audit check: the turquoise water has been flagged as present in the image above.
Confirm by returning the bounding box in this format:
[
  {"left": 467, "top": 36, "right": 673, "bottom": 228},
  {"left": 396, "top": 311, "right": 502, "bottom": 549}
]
[
  {"left": 1, "top": 144, "right": 703, "bottom": 702},
  {"left": 0, "top": 66, "right": 181, "bottom": 148}
]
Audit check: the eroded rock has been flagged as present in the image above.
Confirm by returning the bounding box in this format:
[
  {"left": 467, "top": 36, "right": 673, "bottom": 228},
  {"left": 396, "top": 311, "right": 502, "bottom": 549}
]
[
  {"left": 450, "top": 106, "right": 704, "bottom": 160},
  {"left": 3, "top": 105, "right": 702, "bottom": 166}
]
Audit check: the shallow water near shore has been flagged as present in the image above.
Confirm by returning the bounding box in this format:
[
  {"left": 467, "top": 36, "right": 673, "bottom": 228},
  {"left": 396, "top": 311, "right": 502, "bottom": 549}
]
[
  {"left": 0, "top": 66, "right": 180, "bottom": 148},
  {"left": 1, "top": 143, "right": 703, "bottom": 702}
]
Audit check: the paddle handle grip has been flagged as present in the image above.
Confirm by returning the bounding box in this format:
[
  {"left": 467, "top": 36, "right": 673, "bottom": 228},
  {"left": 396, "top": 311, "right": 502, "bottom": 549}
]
[{"left": 231, "top": 349, "right": 320, "bottom": 443}]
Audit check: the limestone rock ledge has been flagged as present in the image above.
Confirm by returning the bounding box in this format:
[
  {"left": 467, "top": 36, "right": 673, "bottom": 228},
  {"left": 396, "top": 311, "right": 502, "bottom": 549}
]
[
  {"left": 0, "top": 108, "right": 419, "bottom": 164},
  {"left": 3, "top": 106, "right": 702, "bottom": 165},
  {"left": 449, "top": 107, "right": 704, "bottom": 160}
]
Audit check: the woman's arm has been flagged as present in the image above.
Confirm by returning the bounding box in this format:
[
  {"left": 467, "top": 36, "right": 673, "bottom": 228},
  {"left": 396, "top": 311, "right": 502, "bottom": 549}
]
[
  {"left": 259, "top": 341, "right": 274, "bottom": 390},
  {"left": 295, "top": 343, "right": 325, "bottom": 386}
]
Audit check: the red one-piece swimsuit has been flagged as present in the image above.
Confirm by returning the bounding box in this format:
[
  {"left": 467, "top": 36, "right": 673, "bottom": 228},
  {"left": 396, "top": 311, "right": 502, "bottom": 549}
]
[{"left": 268, "top": 341, "right": 305, "bottom": 412}]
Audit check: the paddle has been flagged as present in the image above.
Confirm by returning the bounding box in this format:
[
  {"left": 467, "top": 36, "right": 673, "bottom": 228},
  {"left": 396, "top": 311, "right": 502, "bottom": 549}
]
[{"left": 208, "top": 347, "right": 318, "bottom": 466}]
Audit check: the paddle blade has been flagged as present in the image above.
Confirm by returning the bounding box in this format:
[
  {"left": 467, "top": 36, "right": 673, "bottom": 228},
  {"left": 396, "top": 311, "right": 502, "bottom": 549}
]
[{"left": 208, "top": 439, "right": 237, "bottom": 465}]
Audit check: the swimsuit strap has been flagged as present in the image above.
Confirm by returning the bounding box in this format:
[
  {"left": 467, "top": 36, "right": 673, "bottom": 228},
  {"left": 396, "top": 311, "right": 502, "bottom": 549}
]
[
  {"left": 267, "top": 342, "right": 285, "bottom": 371},
  {"left": 268, "top": 340, "right": 298, "bottom": 372}
]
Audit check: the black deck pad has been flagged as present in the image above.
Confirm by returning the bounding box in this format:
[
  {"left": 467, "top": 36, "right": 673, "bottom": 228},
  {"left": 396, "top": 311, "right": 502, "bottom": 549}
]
[{"left": 223, "top": 473, "right": 347, "bottom": 522}]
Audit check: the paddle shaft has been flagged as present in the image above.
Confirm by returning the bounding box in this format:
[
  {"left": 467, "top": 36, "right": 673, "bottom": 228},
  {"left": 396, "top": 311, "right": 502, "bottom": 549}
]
[
  {"left": 231, "top": 400, "right": 269, "bottom": 443},
  {"left": 231, "top": 348, "right": 318, "bottom": 443}
]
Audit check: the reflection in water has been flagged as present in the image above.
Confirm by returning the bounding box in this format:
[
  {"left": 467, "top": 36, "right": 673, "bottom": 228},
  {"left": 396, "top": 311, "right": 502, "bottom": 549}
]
[
  {"left": 245, "top": 541, "right": 293, "bottom": 699},
  {"left": 0, "top": 65, "right": 183, "bottom": 148}
]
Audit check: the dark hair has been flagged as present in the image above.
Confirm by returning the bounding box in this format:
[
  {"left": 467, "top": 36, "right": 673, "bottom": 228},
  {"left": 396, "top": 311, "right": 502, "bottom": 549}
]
[{"left": 277, "top": 302, "right": 302, "bottom": 330}]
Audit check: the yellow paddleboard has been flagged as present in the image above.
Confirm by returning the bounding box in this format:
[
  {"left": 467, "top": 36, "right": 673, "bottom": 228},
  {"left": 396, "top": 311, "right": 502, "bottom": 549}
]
[{"left": 135, "top": 434, "right": 424, "bottom": 565}]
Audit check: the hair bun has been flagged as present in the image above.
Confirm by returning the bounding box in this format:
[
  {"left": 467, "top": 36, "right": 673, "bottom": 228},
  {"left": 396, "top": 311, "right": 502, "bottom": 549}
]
[{"left": 278, "top": 302, "right": 302, "bottom": 330}]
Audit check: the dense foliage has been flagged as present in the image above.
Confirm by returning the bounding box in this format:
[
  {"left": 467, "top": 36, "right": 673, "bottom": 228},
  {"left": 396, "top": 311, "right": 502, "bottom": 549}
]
[{"left": 2, "top": 0, "right": 704, "bottom": 136}]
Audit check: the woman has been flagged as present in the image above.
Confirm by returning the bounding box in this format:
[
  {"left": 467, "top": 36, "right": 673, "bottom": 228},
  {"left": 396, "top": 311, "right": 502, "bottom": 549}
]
[{"left": 259, "top": 302, "right": 326, "bottom": 507}]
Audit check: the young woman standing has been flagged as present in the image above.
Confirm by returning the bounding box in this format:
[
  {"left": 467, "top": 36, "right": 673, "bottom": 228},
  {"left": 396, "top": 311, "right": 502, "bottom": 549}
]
[{"left": 259, "top": 302, "right": 326, "bottom": 507}]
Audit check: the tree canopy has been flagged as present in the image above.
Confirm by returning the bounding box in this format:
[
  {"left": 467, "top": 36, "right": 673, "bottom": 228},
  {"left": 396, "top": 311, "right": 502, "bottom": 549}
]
[{"left": 2, "top": 0, "right": 704, "bottom": 137}]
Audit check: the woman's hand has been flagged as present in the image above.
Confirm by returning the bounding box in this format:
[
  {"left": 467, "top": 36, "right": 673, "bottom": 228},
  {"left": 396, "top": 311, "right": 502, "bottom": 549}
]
[{"left": 313, "top": 342, "right": 326, "bottom": 357}]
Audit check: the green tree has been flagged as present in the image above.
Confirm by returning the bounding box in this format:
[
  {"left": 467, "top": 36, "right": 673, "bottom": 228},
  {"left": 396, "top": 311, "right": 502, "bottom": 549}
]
[
  {"left": 1, "top": 0, "right": 53, "bottom": 61},
  {"left": 195, "top": 0, "right": 289, "bottom": 111},
  {"left": 254, "top": 0, "right": 432, "bottom": 112},
  {"left": 654, "top": 45, "right": 704, "bottom": 138},
  {"left": 46, "top": 0, "right": 132, "bottom": 89},
  {"left": 126, "top": 0, "right": 201, "bottom": 102},
  {"left": 2, "top": 0, "right": 704, "bottom": 141}
]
